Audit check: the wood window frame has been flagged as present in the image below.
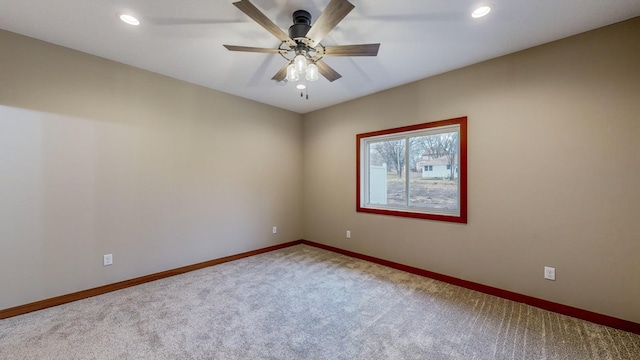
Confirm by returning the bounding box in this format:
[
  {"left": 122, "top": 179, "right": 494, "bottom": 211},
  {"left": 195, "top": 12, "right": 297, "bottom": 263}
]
[{"left": 356, "top": 117, "right": 467, "bottom": 223}]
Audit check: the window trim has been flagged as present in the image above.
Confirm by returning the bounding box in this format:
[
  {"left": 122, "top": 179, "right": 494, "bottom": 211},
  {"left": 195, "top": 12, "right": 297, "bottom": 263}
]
[{"left": 356, "top": 116, "right": 467, "bottom": 223}]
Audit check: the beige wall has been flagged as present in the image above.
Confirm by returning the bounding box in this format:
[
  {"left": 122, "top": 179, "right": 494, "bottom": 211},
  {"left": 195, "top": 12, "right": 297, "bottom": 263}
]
[
  {"left": 0, "top": 30, "right": 303, "bottom": 310},
  {"left": 303, "top": 17, "right": 640, "bottom": 323}
]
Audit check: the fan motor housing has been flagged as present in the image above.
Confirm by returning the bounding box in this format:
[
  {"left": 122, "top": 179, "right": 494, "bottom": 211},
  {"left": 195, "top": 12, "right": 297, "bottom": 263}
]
[{"left": 288, "top": 10, "right": 311, "bottom": 39}]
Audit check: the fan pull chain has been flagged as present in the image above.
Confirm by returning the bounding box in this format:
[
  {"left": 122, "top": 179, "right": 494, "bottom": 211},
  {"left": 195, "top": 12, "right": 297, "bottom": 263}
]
[{"left": 300, "top": 87, "right": 309, "bottom": 100}]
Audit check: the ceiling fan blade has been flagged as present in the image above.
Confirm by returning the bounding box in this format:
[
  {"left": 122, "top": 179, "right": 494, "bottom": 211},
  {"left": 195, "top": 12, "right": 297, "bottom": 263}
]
[
  {"left": 315, "top": 60, "right": 342, "bottom": 82},
  {"left": 322, "top": 44, "right": 380, "bottom": 57},
  {"left": 223, "top": 45, "right": 285, "bottom": 54},
  {"left": 272, "top": 62, "right": 291, "bottom": 81},
  {"left": 233, "top": 0, "right": 295, "bottom": 46},
  {"left": 305, "top": 0, "right": 355, "bottom": 48}
]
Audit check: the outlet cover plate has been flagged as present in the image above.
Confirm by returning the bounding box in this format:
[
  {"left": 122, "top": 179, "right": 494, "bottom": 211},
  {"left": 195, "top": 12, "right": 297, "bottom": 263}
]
[
  {"left": 544, "top": 266, "right": 555, "bottom": 280},
  {"left": 104, "top": 254, "right": 113, "bottom": 266}
]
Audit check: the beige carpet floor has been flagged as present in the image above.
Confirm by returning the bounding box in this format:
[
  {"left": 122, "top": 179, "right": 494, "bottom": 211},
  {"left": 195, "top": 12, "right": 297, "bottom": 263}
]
[{"left": 1, "top": 244, "right": 638, "bottom": 359}]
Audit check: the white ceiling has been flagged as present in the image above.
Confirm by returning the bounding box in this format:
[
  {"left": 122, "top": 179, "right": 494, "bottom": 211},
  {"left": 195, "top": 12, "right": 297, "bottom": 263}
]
[{"left": 2, "top": 0, "right": 639, "bottom": 114}]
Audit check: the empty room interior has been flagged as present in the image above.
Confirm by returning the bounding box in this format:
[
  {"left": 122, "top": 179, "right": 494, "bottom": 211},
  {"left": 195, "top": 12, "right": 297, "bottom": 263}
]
[{"left": 1, "top": 0, "right": 639, "bottom": 358}]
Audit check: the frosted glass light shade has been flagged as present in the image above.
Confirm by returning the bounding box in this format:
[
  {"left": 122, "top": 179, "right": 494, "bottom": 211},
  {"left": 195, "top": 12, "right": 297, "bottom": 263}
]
[
  {"left": 305, "top": 63, "right": 319, "bottom": 81},
  {"left": 294, "top": 54, "right": 307, "bottom": 74},
  {"left": 286, "top": 64, "right": 299, "bottom": 82}
]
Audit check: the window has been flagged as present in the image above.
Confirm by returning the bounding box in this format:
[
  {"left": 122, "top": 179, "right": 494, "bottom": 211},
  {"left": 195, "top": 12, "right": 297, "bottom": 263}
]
[{"left": 357, "top": 117, "right": 467, "bottom": 223}]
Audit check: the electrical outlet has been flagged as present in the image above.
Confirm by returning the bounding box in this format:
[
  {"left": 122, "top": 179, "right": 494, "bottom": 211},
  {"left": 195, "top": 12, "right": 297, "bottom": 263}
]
[
  {"left": 103, "top": 254, "right": 113, "bottom": 266},
  {"left": 272, "top": 226, "right": 277, "bottom": 234},
  {"left": 544, "top": 266, "right": 555, "bottom": 281},
  {"left": 346, "top": 230, "right": 351, "bottom": 239}
]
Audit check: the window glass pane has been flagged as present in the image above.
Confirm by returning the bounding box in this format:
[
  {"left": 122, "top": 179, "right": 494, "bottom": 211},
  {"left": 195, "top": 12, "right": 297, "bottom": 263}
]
[
  {"left": 408, "top": 131, "right": 459, "bottom": 211},
  {"left": 368, "top": 139, "right": 405, "bottom": 206}
]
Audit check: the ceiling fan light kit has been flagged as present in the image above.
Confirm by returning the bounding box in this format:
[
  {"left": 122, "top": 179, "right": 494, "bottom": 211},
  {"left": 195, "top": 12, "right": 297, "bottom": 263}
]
[{"left": 224, "top": 0, "right": 380, "bottom": 92}]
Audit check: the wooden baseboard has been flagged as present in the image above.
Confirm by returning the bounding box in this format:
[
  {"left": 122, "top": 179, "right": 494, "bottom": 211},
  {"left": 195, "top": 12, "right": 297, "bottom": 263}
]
[
  {"left": 0, "top": 240, "right": 303, "bottom": 320},
  {"left": 300, "top": 240, "right": 640, "bottom": 335}
]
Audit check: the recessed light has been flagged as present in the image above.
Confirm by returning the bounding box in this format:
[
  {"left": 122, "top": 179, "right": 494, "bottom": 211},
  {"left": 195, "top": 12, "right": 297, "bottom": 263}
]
[
  {"left": 296, "top": 84, "right": 306, "bottom": 90},
  {"left": 120, "top": 14, "right": 140, "bottom": 26},
  {"left": 472, "top": 6, "right": 491, "bottom": 18}
]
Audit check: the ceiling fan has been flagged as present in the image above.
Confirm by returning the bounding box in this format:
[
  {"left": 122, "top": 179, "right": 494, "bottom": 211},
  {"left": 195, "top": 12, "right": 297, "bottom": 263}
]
[{"left": 223, "top": 0, "right": 380, "bottom": 83}]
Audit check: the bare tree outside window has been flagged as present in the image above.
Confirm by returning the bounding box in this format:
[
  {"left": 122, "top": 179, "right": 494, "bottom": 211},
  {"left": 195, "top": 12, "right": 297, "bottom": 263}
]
[{"left": 371, "top": 139, "right": 404, "bottom": 178}]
